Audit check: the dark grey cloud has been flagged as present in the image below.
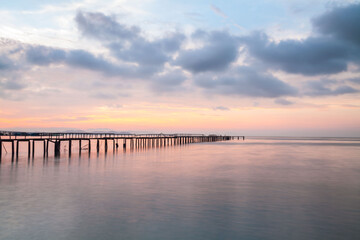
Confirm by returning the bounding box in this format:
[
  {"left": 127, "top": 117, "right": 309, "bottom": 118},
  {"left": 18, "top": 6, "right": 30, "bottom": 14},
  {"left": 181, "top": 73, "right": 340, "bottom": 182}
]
[
  {"left": 4, "top": 43, "right": 125, "bottom": 78},
  {"left": 24, "top": 45, "right": 144, "bottom": 77},
  {"left": 241, "top": 3, "right": 360, "bottom": 76},
  {"left": 0, "top": 56, "right": 15, "bottom": 70},
  {"left": 305, "top": 79, "right": 359, "bottom": 96},
  {"left": 4, "top": 6, "right": 360, "bottom": 101},
  {"left": 312, "top": 3, "right": 360, "bottom": 46},
  {"left": 175, "top": 31, "right": 240, "bottom": 73},
  {"left": 242, "top": 32, "right": 351, "bottom": 75},
  {"left": 66, "top": 50, "right": 122, "bottom": 74},
  {"left": 348, "top": 78, "right": 360, "bottom": 85},
  {"left": 76, "top": 11, "right": 185, "bottom": 73},
  {"left": 0, "top": 41, "right": 23, "bottom": 71},
  {"left": 75, "top": 11, "right": 140, "bottom": 41},
  {"left": 194, "top": 66, "right": 297, "bottom": 98},
  {"left": 108, "top": 33, "right": 184, "bottom": 66},
  {"left": 274, "top": 98, "right": 294, "bottom": 105},
  {"left": 0, "top": 79, "right": 25, "bottom": 90},
  {"left": 26, "top": 46, "right": 66, "bottom": 65}
]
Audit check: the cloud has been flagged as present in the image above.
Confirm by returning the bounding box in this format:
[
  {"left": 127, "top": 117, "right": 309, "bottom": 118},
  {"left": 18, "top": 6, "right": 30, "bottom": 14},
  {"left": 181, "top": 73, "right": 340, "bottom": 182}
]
[
  {"left": 45, "top": 116, "right": 92, "bottom": 122},
  {"left": 0, "top": 56, "right": 15, "bottom": 70},
  {"left": 107, "top": 104, "right": 123, "bottom": 109},
  {"left": 0, "top": 78, "right": 25, "bottom": 90},
  {"left": 210, "top": 4, "right": 228, "bottom": 18},
  {"left": 66, "top": 49, "right": 123, "bottom": 74},
  {"left": 25, "top": 45, "right": 131, "bottom": 75},
  {"left": 26, "top": 45, "right": 66, "bottom": 65},
  {"left": 242, "top": 32, "right": 351, "bottom": 75},
  {"left": 151, "top": 69, "right": 187, "bottom": 92},
  {"left": 213, "top": 106, "right": 230, "bottom": 111},
  {"left": 24, "top": 45, "right": 155, "bottom": 78},
  {"left": 90, "top": 92, "right": 119, "bottom": 99},
  {"left": 304, "top": 79, "right": 359, "bottom": 96},
  {"left": 312, "top": 3, "right": 360, "bottom": 46},
  {"left": 0, "top": 43, "right": 27, "bottom": 99},
  {"left": 76, "top": 11, "right": 185, "bottom": 74},
  {"left": 194, "top": 66, "right": 297, "bottom": 98},
  {"left": 241, "top": 3, "right": 360, "bottom": 76},
  {"left": 274, "top": 98, "right": 294, "bottom": 105},
  {"left": 175, "top": 31, "right": 240, "bottom": 73},
  {"left": 3, "top": 5, "right": 360, "bottom": 103},
  {"left": 108, "top": 33, "right": 184, "bottom": 67},
  {"left": 75, "top": 11, "right": 140, "bottom": 41},
  {"left": 348, "top": 78, "right": 360, "bottom": 84},
  {"left": 0, "top": 79, "right": 26, "bottom": 100},
  {"left": 0, "top": 40, "right": 23, "bottom": 72}
]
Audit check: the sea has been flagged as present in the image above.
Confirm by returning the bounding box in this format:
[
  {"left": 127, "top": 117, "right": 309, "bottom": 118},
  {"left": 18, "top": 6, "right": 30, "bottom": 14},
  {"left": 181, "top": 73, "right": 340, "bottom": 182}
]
[{"left": 0, "top": 137, "right": 359, "bottom": 240}]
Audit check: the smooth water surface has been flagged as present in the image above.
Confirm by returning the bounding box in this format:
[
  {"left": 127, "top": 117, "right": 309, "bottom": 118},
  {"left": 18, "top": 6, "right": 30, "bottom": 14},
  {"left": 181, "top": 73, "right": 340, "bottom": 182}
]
[{"left": 1, "top": 138, "right": 359, "bottom": 240}]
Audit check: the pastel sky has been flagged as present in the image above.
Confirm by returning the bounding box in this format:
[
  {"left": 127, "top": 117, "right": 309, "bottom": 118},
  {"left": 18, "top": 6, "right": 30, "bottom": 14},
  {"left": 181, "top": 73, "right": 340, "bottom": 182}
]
[{"left": 1, "top": 0, "right": 360, "bottom": 136}]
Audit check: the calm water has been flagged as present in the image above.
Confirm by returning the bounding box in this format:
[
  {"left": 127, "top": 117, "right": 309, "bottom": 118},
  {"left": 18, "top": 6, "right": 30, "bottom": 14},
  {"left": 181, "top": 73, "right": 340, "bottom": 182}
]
[{"left": 0, "top": 137, "right": 359, "bottom": 240}]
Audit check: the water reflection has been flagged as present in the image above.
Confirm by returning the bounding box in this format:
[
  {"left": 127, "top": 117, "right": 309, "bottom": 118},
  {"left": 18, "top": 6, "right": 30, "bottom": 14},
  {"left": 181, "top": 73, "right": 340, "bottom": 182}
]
[{"left": 0, "top": 138, "right": 359, "bottom": 240}]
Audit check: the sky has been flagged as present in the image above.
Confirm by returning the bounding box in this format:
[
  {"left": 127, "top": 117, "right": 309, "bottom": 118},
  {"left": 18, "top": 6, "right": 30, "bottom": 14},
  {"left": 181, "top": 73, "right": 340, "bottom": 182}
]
[{"left": 0, "top": 0, "right": 360, "bottom": 136}]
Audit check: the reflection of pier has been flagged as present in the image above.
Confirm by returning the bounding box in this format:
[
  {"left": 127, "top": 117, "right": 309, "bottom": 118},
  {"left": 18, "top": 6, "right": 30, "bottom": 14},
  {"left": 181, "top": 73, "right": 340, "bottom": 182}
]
[{"left": 0, "top": 131, "right": 244, "bottom": 160}]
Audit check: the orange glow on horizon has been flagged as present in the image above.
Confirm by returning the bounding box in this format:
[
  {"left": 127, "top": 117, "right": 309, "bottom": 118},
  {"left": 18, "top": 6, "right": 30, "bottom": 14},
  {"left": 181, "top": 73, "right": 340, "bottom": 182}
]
[{"left": 1, "top": 103, "right": 360, "bottom": 136}]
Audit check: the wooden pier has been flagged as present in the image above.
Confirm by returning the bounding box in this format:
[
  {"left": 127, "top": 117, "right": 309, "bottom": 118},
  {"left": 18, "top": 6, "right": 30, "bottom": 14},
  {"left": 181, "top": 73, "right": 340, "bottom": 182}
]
[{"left": 0, "top": 131, "right": 244, "bottom": 160}]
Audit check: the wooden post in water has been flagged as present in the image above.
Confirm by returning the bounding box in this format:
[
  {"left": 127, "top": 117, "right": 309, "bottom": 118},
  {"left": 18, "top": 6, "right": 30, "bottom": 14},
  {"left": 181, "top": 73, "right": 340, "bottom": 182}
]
[
  {"left": 43, "top": 140, "right": 46, "bottom": 157},
  {"left": 10, "top": 141, "right": 14, "bottom": 160},
  {"left": 46, "top": 140, "right": 49, "bottom": 156},
  {"left": 16, "top": 141, "right": 19, "bottom": 158},
  {"left": 54, "top": 140, "right": 60, "bottom": 157},
  {"left": 28, "top": 141, "right": 31, "bottom": 158},
  {"left": 69, "top": 140, "right": 72, "bottom": 156},
  {"left": 32, "top": 140, "right": 35, "bottom": 158}
]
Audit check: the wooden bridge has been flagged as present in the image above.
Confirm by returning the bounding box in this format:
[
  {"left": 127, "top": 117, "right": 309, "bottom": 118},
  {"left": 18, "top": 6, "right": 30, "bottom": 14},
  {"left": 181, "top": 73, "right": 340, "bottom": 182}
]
[{"left": 0, "top": 131, "right": 244, "bottom": 160}]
